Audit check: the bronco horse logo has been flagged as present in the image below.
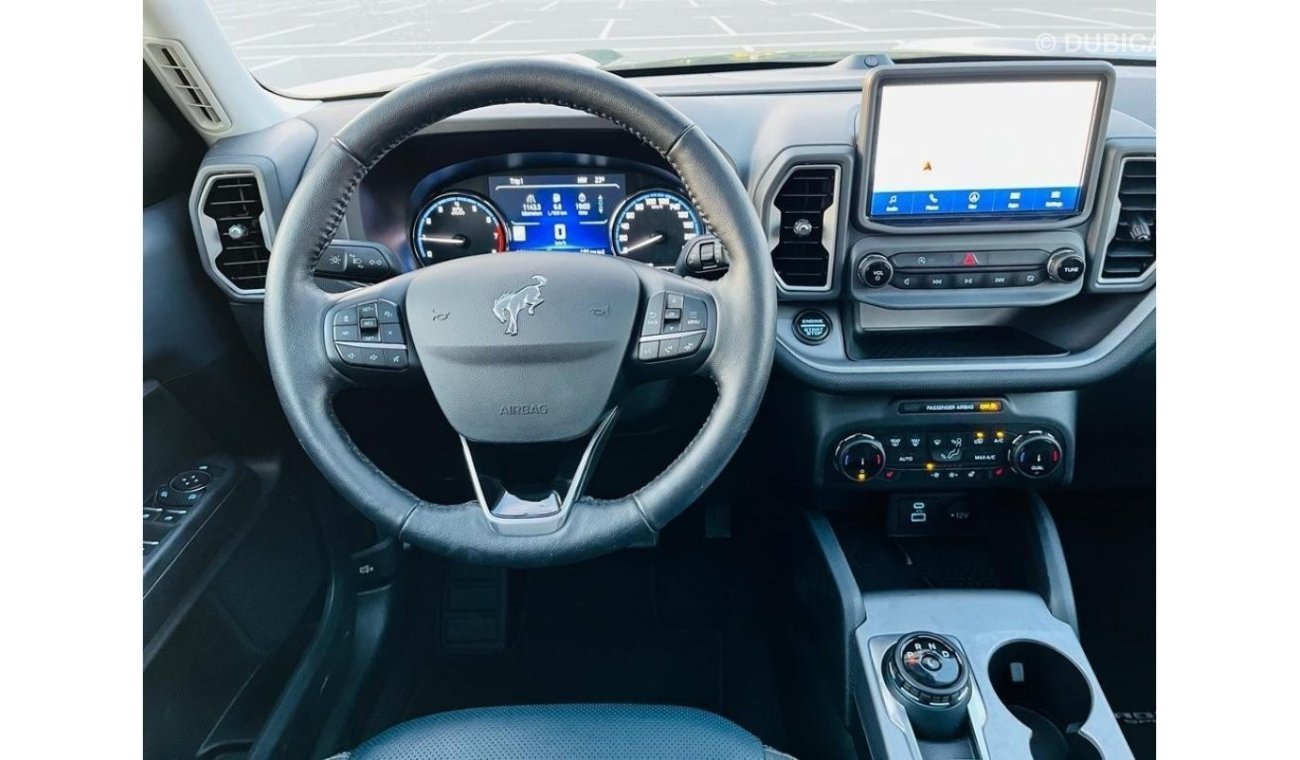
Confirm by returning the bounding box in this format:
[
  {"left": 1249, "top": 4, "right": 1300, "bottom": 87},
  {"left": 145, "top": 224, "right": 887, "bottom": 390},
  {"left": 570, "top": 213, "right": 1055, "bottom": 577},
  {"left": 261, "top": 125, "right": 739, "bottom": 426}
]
[{"left": 492, "top": 275, "right": 547, "bottom": 336}]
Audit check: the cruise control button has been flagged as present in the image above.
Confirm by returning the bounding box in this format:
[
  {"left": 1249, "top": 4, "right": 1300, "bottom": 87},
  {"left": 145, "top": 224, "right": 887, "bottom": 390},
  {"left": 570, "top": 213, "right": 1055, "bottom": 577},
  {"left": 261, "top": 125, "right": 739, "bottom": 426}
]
[
  {"left": 678, "top": 332, "right": 703, "bottom": 355},
  {"left": 378, "top": 323, "right": 405, "bottom": 344},
  {"left": 333, "top": 325, "right": 361, "bottom": 342},
  {"left": 358, "top": 331, "right": 384, "bottom": 343},
  {"left": 377, "top": 301, "right": 400, "bottom": 324},
  {"left": 333, "top": 307, "right": 358, "bottom": 326},
  {"left": 682, "top": 298, "right": 707, "bottom": 330},
  {"left": 657, "top": 337, "right": 682, "bottom": 359},
  {"left": 382, "top": 348, "right": 409, "bottom": 369},
  {"left": 638, "top": 341, "right": 659, "bottom": 361},
  {"left": 357, "top": 302, "right": 379, "bottom": 320}
]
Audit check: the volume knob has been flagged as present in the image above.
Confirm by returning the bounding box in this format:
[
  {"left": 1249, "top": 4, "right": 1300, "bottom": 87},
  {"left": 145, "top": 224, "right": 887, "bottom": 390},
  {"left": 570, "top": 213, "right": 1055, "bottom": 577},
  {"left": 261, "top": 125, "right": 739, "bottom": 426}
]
[{"left": 857, "top": 254, "right": 893, "bottom": 288}]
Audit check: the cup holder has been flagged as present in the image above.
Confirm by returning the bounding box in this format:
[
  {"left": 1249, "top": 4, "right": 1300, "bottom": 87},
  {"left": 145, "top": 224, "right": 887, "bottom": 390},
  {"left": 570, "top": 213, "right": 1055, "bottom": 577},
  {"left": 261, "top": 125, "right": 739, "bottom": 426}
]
[{"left": 988, "top": 641, "right": 1102, "bottom": 760}]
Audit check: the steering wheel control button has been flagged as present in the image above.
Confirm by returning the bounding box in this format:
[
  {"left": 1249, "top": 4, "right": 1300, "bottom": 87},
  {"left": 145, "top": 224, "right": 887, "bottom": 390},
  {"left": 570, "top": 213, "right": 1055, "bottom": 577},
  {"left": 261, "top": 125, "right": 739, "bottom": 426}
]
[
  {"left": 665, "top": 292, "right": 685, "bottom": 310},
  {"left": 678, "top": 333, "right": 703, "bottom": 355},
  {"left": 682, "top": 298, "right": 707, "bottom": 330},
  {"left": 857, "top": 254, "right": 893, "bottom": 288},
  {"left": 792, "top": 310, "right": 832, "bottom": 344},
  {"left": 332, "top": 300, "right": 409, "bottom": 370},
  {"left": 382, "top": 349, "right": 409, "bottom": 369},
  {"left": 638, "top": 341, "right": 659, "bottom": 361},
  {"left": 640, "top": 292, "right": 665, "bottom": 336},
  {"left": 657, "top": 337, "right": 682, "bottom": 359},
  {"left": 169, "top": 470, "right": 211, "bottom": 493}
]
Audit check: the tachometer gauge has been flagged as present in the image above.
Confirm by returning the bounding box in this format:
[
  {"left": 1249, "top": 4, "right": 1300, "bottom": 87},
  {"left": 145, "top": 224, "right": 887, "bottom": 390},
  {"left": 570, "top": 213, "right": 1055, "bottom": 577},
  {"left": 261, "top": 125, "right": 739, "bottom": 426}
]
[
  {"left": 611, "top": 190, "right": 702, "bottom": 267},
  {"left": 413, "top": 193, "right": 507, "bottom": 264}
]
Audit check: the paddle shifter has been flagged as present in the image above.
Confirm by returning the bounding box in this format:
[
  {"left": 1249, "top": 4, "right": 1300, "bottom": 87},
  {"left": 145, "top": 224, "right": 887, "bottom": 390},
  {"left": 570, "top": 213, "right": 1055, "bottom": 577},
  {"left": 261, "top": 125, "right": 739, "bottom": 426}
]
[{"left": 883, "top": 632, "right": 972, "bottom": 740}]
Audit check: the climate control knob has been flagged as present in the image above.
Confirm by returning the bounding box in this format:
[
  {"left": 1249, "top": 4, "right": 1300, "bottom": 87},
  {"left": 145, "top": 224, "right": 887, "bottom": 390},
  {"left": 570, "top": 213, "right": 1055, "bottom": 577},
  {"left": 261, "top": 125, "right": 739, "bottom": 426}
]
[
  {"left": 835, "top": 434, "right": 887, "bottom": 482},
  {"left": 857, "top": 254, "right": 893, "bottom": 288},
  {"left": 1046, "top": 249, "right": 1086, "bottom": 283},
  {"left": 1009, "top": 432, "right": 1063, "bottom": 478}
]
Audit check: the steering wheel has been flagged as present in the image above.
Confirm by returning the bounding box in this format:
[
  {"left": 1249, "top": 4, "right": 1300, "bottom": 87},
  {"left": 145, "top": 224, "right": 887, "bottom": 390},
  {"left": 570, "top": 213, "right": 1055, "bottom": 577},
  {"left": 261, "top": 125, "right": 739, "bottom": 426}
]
[{"left": 264, "top": 60, "right": 775, "bottom": 567}]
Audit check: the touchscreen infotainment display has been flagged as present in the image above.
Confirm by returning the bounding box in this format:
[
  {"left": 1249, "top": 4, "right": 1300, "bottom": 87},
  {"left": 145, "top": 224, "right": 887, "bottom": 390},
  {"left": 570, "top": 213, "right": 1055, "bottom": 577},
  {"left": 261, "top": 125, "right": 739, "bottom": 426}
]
[
  {"left": 867, "top": 79, "right": 1102, "bottom": 221},
  {"left": 489, "top": 173, "right": 625, "bottom": 254}
]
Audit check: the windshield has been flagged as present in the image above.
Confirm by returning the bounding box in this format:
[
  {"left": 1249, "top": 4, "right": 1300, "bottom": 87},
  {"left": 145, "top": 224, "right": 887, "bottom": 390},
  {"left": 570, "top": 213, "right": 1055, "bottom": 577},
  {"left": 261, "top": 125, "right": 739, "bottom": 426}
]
[{"left": 211, "top": 0, "right": 1155, "bottom": 98}]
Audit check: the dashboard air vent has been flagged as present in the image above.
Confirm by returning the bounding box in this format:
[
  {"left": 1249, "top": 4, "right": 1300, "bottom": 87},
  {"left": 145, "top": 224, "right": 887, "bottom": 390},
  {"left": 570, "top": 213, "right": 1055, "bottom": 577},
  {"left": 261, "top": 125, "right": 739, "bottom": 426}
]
[
  {"left": 202, "top": 175, "right": 271, "bottom": 292},
  {"left": 771, "top": 165, "right": 839, "bottom": 290},
  {"left": 145, "top": 40, "right": 231, "bottom": 132},
  {"left": 1101, "top": 157, "right": 1156, "bottom": 280}
]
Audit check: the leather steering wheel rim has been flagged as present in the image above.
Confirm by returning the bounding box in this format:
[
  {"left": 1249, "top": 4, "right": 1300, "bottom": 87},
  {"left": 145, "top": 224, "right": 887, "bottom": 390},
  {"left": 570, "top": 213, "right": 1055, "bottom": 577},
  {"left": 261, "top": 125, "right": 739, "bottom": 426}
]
[{"left": 264, "top": 59, "right": 776, "bottom": 567}]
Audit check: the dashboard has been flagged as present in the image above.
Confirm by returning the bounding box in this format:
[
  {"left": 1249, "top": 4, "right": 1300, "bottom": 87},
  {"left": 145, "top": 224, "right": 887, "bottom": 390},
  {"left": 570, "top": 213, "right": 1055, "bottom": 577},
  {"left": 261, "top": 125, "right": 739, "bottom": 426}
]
[{"left": 190, "top": 56, "right": 1155, "bottom": 398}]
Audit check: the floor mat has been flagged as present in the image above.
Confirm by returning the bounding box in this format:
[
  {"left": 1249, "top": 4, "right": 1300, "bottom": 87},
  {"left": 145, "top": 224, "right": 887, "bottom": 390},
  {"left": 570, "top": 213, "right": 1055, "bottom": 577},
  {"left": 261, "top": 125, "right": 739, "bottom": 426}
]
[
  {"left": 1050, "top": 491, "right": 1156, "bottom": 760},
  {"left": 397, "top": 518, "right": 789, "bottom": 752}
]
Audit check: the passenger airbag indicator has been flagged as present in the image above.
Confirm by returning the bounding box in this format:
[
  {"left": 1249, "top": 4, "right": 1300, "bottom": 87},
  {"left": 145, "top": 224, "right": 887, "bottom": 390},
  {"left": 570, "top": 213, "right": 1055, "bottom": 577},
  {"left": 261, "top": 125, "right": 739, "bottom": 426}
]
[{"left": 898, "top": 399, "right": 1004, "bottom": 414}]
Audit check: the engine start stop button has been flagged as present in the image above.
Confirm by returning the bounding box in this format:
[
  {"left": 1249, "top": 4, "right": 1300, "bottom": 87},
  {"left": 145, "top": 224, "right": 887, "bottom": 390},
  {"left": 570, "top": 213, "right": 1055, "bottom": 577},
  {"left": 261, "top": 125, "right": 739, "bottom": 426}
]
[{"left": 792, "top": 310, "right": 832, "bottom": 344}]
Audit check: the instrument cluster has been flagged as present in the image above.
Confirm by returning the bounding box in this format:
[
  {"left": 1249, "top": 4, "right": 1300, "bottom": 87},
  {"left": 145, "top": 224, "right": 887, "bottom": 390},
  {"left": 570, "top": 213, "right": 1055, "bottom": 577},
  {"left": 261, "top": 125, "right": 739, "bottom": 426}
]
[{"left": 411, "top": 169, "right": 704, "bottom": 268}]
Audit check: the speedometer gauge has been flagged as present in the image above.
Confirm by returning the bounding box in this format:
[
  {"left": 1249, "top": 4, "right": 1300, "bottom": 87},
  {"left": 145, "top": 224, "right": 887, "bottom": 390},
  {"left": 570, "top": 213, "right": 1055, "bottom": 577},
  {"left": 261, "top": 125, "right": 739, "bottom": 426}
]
[
  {"left": 611, "top": 190, "right": 702, "bottom": 267},
  {"left": 413, "top": 193, "right": 507, "bottom": 264}
]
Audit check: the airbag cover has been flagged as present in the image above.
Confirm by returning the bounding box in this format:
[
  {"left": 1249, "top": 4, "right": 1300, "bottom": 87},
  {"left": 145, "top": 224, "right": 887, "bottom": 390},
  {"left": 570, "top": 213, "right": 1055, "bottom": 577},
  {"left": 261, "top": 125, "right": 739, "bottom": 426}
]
[{"left": 405, "top": 253, "right": 640, "bottom": 443}]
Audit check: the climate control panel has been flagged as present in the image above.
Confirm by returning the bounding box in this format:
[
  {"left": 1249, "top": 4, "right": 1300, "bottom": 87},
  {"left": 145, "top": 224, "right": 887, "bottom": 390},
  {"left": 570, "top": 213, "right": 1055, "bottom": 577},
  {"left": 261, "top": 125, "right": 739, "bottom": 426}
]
[{"left": 831, "top": 425, "right": 1066, "bottom": 488}]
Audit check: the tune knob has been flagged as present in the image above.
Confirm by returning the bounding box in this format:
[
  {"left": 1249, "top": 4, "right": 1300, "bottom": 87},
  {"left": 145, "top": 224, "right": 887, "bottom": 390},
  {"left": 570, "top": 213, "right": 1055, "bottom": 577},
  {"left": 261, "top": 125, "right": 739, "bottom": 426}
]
[
  {"left": 857, "top": 254, "right": 893, "bottom": 288},
  {"left": 834, "top": 434, "right": 886, "bottom": 482},
  {"left": 1046, "top": 249, "right": 1086, "bottom": 283},
  {"left": 1009, "top": 432, "right": 1063, "bottom": 478}
]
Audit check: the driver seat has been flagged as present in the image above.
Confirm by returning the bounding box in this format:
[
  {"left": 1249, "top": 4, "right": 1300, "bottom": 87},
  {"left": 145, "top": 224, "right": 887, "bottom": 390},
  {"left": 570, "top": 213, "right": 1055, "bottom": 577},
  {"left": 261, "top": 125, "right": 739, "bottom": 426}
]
[{"left": 328, "top": 704, "right": 794, "bottom": 760}]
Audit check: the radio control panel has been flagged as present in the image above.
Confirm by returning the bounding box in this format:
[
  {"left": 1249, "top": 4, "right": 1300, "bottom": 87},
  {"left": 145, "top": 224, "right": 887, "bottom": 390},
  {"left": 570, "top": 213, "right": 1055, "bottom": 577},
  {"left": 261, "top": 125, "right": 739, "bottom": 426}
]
[{"left": 848, "top": 232, "right": 1087, "bottom": 309}]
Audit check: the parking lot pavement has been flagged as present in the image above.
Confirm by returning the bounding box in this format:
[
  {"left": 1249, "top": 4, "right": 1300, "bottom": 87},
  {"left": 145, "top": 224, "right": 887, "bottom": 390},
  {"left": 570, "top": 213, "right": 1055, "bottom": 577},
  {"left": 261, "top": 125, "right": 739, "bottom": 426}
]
[{"left": 209, "top": 0, "right": 1156, "bottom": 92}]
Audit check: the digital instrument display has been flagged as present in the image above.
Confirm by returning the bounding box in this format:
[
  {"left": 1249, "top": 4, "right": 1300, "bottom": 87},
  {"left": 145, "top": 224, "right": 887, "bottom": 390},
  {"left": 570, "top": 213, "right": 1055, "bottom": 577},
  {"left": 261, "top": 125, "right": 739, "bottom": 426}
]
[
  {"left": 489, "top": 174, "right": 626, "bottom": 254},
  {"left": 867, "top": 78, "right": 1102, "bottom": 221}
]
